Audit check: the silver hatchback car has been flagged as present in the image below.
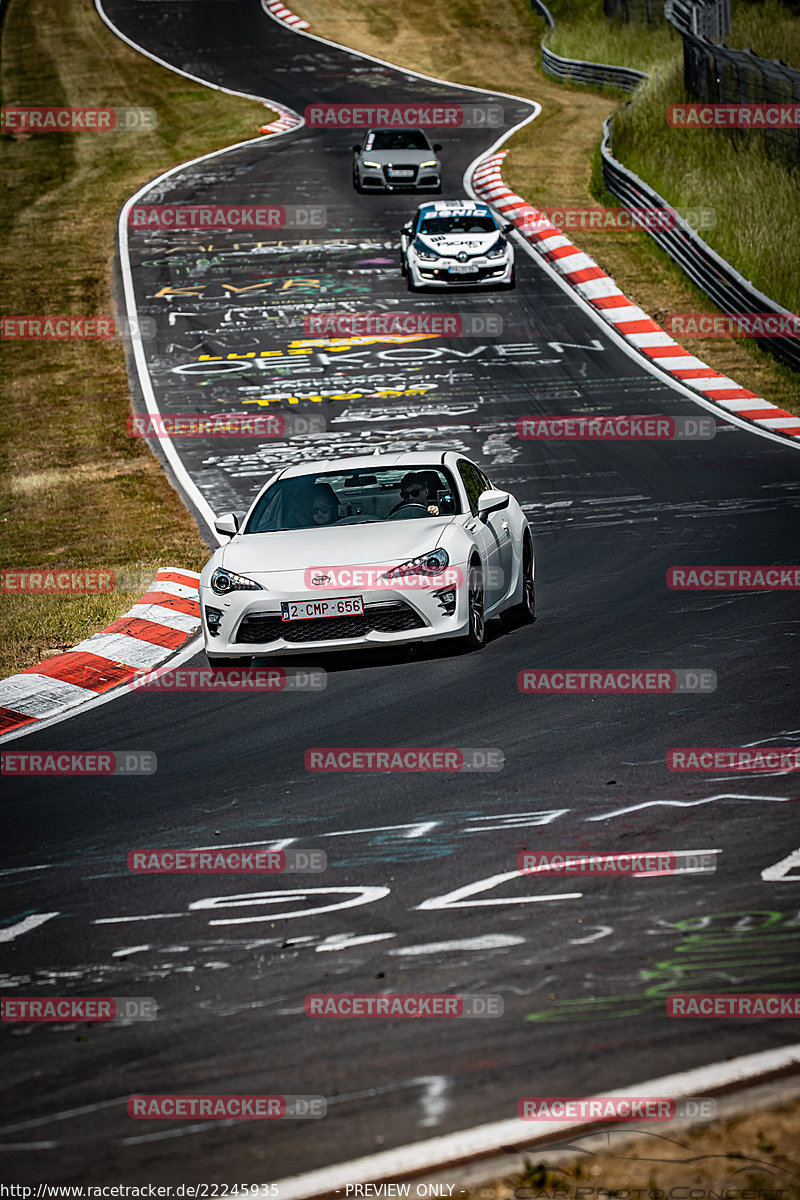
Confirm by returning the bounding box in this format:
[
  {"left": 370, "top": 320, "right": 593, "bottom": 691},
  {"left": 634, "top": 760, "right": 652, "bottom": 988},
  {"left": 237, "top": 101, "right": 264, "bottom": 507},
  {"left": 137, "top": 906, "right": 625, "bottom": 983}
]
[{"left": 352, "top": 129, "right": 442, "bottom": 193}]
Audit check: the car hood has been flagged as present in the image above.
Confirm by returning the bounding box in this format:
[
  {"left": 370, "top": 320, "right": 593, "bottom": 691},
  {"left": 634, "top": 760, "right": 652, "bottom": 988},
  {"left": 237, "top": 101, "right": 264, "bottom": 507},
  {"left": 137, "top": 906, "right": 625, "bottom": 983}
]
[
  {"left": 219, "top": 518, "right": 456, "bottom": 577},
  {"left": 416, "top": 231, "right": 501, "bottom": 255},
  {"left": 360, "top": 150, "right": 433, "bottom": 165}
]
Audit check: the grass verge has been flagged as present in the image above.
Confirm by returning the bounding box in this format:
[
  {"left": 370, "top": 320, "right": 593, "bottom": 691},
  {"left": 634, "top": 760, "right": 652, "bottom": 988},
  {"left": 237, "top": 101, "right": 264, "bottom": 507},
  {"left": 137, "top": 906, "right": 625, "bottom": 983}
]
[
  {"left": 0, "top": 0, "right": 276, "bottom": 678},
  {"left": 463, "top": 1093, "right": 800, "bottom": 1200},
  {"left": 292, "top": 0, "right": 800, "bottom": 412}
]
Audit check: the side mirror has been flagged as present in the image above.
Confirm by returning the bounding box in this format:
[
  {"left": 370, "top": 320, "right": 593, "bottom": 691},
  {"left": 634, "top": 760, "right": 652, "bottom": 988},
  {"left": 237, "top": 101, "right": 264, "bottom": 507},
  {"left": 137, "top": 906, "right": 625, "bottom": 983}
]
[
  {"left": 504, "top": 222, "right": 515, "bottom": 233},
  {"left": 214, "top": 512, "right": 241, "bottom": 537},
  {"left": 433, "top": 143, "right": 442, "bottom": 151},
  {"left": 477, "top": 490, "right": 510, "bottom": 519},
  {"left": 401, "top": 223, "right": 412, "bottom": 235},
  {"left": 352, "top": 144, "right": 362, "bottom": 153}
]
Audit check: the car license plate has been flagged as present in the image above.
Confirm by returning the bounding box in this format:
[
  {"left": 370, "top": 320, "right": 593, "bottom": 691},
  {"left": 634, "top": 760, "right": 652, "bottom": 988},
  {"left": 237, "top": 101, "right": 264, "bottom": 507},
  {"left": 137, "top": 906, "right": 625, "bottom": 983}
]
[
  {"left": 389, "top": 169, "right": 414, "bottom": 178},
  {"left": 281, "top": 596, "right": 364, "bottom": 621},
  {"left": 449, "top": 264, "right": 477, "bottom": 274}
]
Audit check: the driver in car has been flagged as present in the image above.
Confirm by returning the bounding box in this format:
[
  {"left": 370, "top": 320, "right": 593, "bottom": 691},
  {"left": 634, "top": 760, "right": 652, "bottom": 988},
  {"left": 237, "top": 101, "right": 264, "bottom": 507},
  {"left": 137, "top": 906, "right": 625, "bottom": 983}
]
[{"left": 390, "top": 472, "right": 440, "bottom": 516}]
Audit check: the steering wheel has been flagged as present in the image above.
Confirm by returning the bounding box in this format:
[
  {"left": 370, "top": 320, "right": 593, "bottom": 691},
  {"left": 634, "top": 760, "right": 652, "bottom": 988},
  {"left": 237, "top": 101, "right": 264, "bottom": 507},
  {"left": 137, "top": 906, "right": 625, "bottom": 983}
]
[{"left": 387, "top": 503, "right": 430, "bottom": 520}]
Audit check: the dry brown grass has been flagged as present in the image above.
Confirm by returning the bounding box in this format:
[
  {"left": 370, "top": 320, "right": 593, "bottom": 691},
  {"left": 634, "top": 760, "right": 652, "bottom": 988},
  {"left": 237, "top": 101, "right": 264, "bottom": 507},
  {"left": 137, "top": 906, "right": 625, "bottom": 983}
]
[{"left": 0, "top": 0, "right": 275, "bottom": 677}]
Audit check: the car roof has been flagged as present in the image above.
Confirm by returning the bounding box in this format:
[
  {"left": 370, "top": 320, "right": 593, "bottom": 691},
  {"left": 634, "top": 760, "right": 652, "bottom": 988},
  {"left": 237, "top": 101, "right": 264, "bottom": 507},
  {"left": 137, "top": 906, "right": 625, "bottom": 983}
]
[
  {"left": 278, "top": 451, "right": 463, "bottom": 478},
  {"left": 365, "top": 128, "right": 429, "bottom": 135},
  {"left": 416, "top": 200, "right": 492, "bottom": 214}
]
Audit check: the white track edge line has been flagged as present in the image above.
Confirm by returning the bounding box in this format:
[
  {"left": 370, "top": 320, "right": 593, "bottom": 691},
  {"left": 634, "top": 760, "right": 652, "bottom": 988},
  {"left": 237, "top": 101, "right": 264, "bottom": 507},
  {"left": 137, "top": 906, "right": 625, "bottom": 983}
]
[
  {"left": 270, "top": 1041, "right": 800, "bottom": 1199},
  {"left": 96, "top": 0, "right": 306, "bottom": 544}
]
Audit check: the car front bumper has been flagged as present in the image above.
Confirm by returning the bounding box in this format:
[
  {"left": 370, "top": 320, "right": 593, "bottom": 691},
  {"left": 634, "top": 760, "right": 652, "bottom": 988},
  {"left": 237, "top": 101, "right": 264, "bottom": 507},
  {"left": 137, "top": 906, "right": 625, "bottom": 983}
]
[
  {"left": 407, "top": 253, "right": 513, "bottom": 287},
  {"left": 200, "top": 579, "right": 469, "bottom": 658}
]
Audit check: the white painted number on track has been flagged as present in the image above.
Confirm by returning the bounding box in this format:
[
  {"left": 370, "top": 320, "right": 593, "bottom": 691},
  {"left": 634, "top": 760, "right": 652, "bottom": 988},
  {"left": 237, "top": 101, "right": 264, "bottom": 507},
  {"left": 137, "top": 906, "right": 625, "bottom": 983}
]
[{"left": 761, "top": 848, "right": 800, "bottom": 881}]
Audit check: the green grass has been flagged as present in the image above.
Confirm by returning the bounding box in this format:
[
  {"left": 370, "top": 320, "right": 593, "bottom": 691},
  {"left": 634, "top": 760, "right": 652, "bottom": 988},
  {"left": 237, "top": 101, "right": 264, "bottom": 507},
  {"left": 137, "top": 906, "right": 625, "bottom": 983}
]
[
  {"left": 610, "top": 58, "right": 800, "bottom": 312},
  {"left": 0, "top": 0, "right": 276, "bottom": 677},
  {"left": 727, "top": 0, "right": 800, "bottom": 66},
  {"left": 548, "top": 11, "right": 682, "bottom": 73}
]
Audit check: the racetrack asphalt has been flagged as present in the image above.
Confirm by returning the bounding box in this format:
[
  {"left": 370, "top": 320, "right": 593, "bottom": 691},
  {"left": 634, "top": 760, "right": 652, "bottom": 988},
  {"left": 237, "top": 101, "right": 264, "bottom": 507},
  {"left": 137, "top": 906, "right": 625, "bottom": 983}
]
[{"left": 1, "top": 0, "right": 799, "bottom": 1183}]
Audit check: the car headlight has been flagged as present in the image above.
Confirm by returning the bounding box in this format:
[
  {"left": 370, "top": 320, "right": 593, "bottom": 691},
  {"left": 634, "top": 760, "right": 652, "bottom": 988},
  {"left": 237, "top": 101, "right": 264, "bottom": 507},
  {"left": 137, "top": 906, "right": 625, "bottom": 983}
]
[
  {"left": 412, "top": 237, "right": 440, "bottom": 261},
  {"left": 384, "top": 548, "right": 450, "bottom": 578},
  {"left": 361, "top": 160, "right": 382, "bottom": 169},
  {"left": 486, "top": 237, "right": 508, "bottom": 258},
  {"left": 210, "top": 567, "right": 263, "bottom": 596},
  {"left": 419, "top": 160, "right": 438, "bottom": 168}
]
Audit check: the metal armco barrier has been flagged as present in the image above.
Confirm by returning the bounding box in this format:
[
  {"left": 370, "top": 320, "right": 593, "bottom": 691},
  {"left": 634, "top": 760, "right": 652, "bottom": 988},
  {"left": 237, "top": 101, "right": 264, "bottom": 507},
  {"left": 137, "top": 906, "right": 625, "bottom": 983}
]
[
  {"left": 601, "top": 118, "right": 800, "bottom": 372},
  {"left": 530, "top": 0, "right": 647, "bottom": 92},
  {"left": 541, "top": 43, "right": 648, "bottom": 92},
  {"left": 666, "top": 0, "right": 799, "bottom": 169},
  {"left": 525, "top": 0, "right": 798, "bottom": 372}
]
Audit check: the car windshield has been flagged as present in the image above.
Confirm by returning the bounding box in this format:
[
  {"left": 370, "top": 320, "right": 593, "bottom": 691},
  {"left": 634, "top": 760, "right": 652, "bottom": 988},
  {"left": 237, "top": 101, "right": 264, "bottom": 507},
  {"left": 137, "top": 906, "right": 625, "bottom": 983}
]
[
  {"left": 245, "top": 467, "right": 460, "bottom": 533},
  {"left": 366, "top": 131, "right": 430, "bottom": 151},
  {"left": 417, "top": 213, "right": 497, "bottom": 236}
]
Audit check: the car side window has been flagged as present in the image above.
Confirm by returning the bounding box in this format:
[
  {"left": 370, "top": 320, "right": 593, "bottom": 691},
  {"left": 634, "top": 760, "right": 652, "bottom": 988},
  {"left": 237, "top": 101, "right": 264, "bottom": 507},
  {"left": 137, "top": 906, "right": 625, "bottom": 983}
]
[{"left": 458, "top": 460, "right": 488, "bottom": 516}]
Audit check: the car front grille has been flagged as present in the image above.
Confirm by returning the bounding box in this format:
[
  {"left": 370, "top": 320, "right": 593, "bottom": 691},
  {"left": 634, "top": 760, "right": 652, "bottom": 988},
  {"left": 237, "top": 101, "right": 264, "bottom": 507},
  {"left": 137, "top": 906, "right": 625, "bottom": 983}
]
[{"left": 235, "top": 601, "right": 427, "bottom": 644}]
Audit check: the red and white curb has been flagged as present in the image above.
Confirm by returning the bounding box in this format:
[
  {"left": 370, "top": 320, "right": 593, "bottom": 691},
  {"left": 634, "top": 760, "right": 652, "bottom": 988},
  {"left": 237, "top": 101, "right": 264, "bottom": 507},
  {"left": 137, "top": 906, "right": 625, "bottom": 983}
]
[
  {"left": 0, "top": 569, "right": 201, "bottom": 737},
  {"left": 263, "top": 0, "right": 310, "bottom": 30},
  {"left": 472, "top": 152, "right": 800, "bottom": 440},
  {"left": 258, "top": 1, "right": 309, "bottom": 133},
  {"left": 259, "top": 99, "right": 304, "bottom": 135}
]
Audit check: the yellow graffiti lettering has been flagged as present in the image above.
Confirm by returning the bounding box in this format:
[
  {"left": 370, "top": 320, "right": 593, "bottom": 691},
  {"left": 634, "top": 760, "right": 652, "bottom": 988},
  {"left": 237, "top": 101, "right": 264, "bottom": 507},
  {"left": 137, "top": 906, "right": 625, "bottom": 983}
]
[{"left": 154, "top": 286, "right": 204, "bottom": 297}]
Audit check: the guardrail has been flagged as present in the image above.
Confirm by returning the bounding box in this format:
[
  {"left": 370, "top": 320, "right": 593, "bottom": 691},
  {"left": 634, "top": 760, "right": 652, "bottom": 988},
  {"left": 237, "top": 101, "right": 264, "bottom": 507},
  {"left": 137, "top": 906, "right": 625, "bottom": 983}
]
[
  {"left": 530, "top": 0, "right": 646, "bottom": 92},
  {"left": 541, "top": 44, "right": 648, "bottom": 91},
  {"left": 665, "top": 0, "right": 800, "bottom": 170},
  {"left": 525, "top": 0, "right": 798, "bottom": 373},
  {"left": 601, "top": 117, "right": 800, "bottom": 372}
]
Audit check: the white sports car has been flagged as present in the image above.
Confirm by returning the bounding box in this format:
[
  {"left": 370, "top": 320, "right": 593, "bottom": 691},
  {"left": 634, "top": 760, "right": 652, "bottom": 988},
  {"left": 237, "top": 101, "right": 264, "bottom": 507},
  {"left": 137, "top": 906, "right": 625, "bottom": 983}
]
[
  {"left": 200, "top": 451, "right": 534, "bottom": 663},
  {"left": 400, "top": 200, "right": 515, "bottom": 290}
]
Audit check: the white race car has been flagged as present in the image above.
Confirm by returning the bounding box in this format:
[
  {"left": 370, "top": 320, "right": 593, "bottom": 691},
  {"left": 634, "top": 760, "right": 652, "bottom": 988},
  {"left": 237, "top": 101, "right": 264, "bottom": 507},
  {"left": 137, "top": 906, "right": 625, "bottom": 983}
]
[
  {"left": 400, "top": 200, "right": 515, "bottom": 290},
  {"left": 200, "top": 451, "right": 535, "bottom": 663}
]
